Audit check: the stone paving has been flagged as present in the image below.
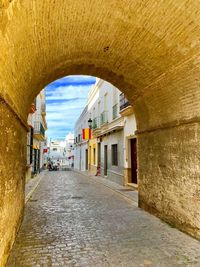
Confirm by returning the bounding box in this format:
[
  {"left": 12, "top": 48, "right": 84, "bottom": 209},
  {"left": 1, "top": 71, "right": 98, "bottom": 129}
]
[
  {"left": 78, "top": 170, "right": 138, "bottom": 205},
  {"left": 7, "top": 171, "right": 200, "bottom": 267}
]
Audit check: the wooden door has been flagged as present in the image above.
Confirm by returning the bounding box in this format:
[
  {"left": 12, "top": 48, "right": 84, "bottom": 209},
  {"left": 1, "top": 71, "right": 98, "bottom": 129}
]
[{"left": 131, "top": 139, "right": 137, "bottom": 184}]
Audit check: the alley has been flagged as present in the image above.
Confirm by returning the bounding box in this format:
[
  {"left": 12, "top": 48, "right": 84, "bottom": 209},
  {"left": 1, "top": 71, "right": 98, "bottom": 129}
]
[{"left": 7, "top": 171, "right": 200, "bottom": 267}]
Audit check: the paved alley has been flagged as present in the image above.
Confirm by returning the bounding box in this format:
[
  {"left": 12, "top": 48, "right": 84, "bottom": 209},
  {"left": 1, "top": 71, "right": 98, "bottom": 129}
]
[{"left": 7, "top": 171, "right": 200, "bottom": 267}]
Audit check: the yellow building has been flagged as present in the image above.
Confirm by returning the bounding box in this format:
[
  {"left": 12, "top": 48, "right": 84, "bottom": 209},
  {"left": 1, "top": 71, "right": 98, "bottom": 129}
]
[{"left": 88, "top": 137, "right": 98, "bottom": 175}]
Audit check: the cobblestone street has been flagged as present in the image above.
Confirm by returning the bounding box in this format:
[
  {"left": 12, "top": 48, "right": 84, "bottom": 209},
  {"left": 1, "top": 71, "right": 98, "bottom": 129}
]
[{"left": 7, "top": 171, "right": 200, "bottom": 267}]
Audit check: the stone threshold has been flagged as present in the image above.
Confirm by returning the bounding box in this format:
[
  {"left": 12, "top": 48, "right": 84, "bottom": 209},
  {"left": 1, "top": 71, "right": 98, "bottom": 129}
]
[
  {"left": 74, "top": 170, "right": 138, "bottom": 206},
  {"left": 126, "top": 182, "right": 138, "bottom": 189}
]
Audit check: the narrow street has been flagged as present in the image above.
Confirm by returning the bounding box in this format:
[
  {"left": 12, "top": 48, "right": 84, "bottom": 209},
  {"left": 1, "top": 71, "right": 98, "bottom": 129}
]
[{"left": 7, "top": 171, "right": 200, "bottom": 267}]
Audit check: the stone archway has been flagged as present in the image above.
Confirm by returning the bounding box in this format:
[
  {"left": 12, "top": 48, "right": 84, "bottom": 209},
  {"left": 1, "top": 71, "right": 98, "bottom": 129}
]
[{"left": 0, "top": 0, "right": 200, "bottom": 264}]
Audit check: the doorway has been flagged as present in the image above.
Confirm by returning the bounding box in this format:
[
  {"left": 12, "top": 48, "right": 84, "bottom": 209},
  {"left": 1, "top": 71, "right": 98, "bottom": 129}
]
[
  {"left": 85, "top": 149, "right": 88, "bottom": 170},
  {"left": 37, "top": 149, "right": 40, "bottom": 173},
  {"left": 98, "top": 142, "right": 101, "bottom": 166},
  {"left": 104, "top": 145, "right": 108, "bottom": 176},
  {"left": 33, "top": 149, "right": 37, "bottom": 174},
  {"left": 131, "top": 138, "right": 137, "bottom": 184},
  {"left": 33, "top": 149, "right": 40, "bottom": 174}
]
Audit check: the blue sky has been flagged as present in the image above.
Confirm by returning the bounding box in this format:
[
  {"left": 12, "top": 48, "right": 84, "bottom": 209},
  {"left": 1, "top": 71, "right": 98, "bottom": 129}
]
[{"left": 45, "top": 75, "right": 96, "bottom": 140}]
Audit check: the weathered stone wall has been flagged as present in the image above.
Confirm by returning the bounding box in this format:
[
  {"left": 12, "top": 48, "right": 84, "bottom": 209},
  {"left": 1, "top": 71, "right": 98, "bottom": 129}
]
[
  {"left": 0, "top": 101, "right": 26, "bottom": 266},
  {"left": 138, "top": 122, "right": 200, "bottom": 239},
  {"left": 133, "top": 55, "right": 200, "bottom": 239},
  {"left": 1, "top": 1, "right": 200, "bottom": 122}
]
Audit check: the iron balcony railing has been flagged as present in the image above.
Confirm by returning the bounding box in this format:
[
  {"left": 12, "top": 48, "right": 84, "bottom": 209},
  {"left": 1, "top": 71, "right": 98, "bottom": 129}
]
[
  {"left": 112, "top": 104, "right": 118, "bottom": 120},
  {"left": 100, "top": 111, "right": 108, "bottom": 126},
  {"left": 34, "top": 121, "right": 45, "bottom": 137},
  {"left": 92, "top": 117, "right": 100, "bottom": 129},
  {"left": 119, "top": 93, "right": 130, "bottom": 111}
]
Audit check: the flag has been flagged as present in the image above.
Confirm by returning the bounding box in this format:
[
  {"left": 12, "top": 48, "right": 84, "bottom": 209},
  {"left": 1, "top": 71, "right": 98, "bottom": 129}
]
[{"left": 82, "top": 128, "right": 92, "bottom": 140}]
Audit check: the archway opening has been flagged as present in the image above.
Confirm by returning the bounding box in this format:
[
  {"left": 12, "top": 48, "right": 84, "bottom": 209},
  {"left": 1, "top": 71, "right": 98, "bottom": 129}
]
[{"left": 26, "top": 75, "right": 138, "bottom": 185}]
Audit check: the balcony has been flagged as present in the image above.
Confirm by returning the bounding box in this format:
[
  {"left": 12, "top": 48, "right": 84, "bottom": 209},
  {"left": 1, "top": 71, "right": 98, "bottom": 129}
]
[
  {"left": 112, "top": 104, "right": 118, "bottom": 120},
  {"left": 119, "top": 93, "right": 134, "bottom": 116},
  {"left": 119, "top": 93, "right": 130, "bottom": 110},
  {"left": 33, "top": 121, "right": 45, "bottom": 140},
  {"left": 92, "top": 117, "right": 100, "bottom": 129},
  {"left": 100, "top": 111, "right": 108, "bottom": 126}
]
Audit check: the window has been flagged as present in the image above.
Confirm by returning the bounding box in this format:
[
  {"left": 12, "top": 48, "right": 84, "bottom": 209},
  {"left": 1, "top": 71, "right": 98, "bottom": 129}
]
[
  {"left": 104, "top": 93, "right": 108, "bottom": 111},
  {"left": 27, "top": 128, "right": 33, "bottom": 165},
  {"left": 53, "top": 148, "right": 57, "bottom": 151},
  {"left": 30, "top": 128, "right": 33, "bottom": 164},
  {"left": 112, "top": 104, "right": 118, "bottom": 120},
  {"left": 98, "top": 101, "right": 101, "bottom": 117},
  {"left": 111, "top": 144, "right": 118, "bottom": 166},
  {"left": 27, "top": 132, "right": 31, "bottom": 165}
]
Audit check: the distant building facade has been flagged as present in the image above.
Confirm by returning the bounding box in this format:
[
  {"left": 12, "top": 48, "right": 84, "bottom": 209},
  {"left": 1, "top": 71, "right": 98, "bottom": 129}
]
[
  {"left": 26, "top": 89, "right": 48, "bottom": 181},
  {"left": 74, "top": 79, "right": 137, "bottom": 186},
  {"left": 48, "top": 133, "right": 75, "bottom": 167}
]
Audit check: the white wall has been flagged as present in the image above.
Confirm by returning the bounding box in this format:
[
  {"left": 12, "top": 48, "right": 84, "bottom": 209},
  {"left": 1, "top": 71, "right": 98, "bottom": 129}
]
[
  {"left": 100, "top": 130, "right": 124, "bottom": 184},
  {"left": 123, "top": 114, "right": 137, "bottom": 169},
  {"left": 74, "top": 142, "right": 88, "bottom": 171},
  {"left": 88, "top": 80, "right": 121, "bottom": 124}
]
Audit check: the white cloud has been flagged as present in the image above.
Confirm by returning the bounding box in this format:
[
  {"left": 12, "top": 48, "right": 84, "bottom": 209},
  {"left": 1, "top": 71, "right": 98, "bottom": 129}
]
[{"left": 45, "top": 81, "right": 94, "bottom": 139}]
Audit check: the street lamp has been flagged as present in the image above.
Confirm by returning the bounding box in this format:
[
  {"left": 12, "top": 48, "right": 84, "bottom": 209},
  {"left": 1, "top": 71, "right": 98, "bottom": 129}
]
[{"left": 88, "top": 118, "right": 92, "bottom": 129}]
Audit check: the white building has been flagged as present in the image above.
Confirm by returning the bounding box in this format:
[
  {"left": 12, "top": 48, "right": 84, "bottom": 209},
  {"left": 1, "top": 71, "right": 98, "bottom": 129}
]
[
  {"left": 65, "top": 133, "right": 75, "bottom": 167},
  {"left": 74, "top": 106, "right": 90, "bottom": 171},
  {"left": 74, "top": 79, "right": 138, "bottom": 186},
  {"left": 89, "top": 79, "right": 125, "bottom": 184},
  {"left": 48, "top": 133, "right": 75, "bottom": 167}
]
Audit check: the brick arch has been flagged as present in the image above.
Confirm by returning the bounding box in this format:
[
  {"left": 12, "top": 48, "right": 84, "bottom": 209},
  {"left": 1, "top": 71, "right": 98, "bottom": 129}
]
[{"left": 0, "top": 0, "right": 200, "bottom": 264}]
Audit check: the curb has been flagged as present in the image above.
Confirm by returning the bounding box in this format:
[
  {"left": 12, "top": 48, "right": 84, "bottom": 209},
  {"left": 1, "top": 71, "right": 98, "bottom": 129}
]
[{"left": 25, "top": 174, "right": 44, "bottom": 204}]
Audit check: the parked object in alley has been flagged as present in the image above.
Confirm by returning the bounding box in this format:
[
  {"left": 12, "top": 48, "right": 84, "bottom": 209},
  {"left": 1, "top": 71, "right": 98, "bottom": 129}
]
[
  {"left": 48, "top": 161, "right": 59, "bottom": 171},
  {"left": 95, "top": 164, "right": 101, "bottom": 176}
]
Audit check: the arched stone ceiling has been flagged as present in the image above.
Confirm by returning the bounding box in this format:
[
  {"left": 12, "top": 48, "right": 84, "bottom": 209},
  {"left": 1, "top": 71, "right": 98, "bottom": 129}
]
[{"left": 0, "top": 0, "right": 200, "bottom": 130}]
